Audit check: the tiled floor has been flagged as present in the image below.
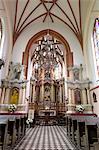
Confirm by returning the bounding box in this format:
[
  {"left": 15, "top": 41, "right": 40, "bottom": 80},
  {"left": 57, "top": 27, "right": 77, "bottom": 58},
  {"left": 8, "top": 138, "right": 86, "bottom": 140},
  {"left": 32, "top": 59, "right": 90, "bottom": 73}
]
[{"left": 14, "top": 126, "right": 77, "bottom": 150}]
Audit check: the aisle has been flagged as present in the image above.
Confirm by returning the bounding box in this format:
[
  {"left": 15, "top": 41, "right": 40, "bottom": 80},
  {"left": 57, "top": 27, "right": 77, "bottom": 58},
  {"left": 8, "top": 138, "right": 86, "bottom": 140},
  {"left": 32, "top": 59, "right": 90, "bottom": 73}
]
[{"left": 14, "top": 126, "right": 77, "bottom": 150}]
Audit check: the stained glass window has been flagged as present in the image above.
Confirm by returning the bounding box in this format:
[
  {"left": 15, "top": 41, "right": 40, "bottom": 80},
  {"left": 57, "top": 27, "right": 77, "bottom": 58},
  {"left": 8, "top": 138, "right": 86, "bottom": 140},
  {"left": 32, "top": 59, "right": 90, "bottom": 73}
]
[{"left": 93, "top": 18, "right": 99, "bottom": 78}]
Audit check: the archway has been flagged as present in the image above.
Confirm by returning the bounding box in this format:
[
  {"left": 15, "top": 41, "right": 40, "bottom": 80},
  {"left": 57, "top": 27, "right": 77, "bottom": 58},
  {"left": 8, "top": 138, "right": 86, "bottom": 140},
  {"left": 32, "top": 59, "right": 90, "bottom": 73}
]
[{"left": 23, "top": 29, "right": 73, "bottom": 78}]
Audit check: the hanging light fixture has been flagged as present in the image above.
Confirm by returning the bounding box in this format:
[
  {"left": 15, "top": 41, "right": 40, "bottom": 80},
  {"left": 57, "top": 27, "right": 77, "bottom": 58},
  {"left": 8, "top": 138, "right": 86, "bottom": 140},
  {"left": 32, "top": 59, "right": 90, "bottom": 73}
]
[
  {"left": 32, "top": 35, "right": 64, "bottom": 70},
  {"left": 32, "top": 1, "right": 64, "bottom": 70}
]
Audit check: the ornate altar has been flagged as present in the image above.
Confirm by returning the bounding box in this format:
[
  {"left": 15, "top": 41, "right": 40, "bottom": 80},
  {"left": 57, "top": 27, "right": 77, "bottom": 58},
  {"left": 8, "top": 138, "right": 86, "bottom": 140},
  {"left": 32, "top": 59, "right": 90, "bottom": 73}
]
[
  {"left": 29, "top": 34, "right": 67, "bottom": 124},
  {"left": 0, "top": 62, "right": 28, "bottom": 114},
  {"left": 67, "top": 64, "right": 93, "bottom": 114}
]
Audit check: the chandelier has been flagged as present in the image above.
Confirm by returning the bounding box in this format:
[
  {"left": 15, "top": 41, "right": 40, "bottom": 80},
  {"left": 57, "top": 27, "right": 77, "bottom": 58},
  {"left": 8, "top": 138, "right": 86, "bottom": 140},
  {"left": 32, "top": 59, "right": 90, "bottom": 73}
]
[
  {"left": 31, "top": 0, "right": 64, "bottom": 70},
  {"left": 32, "top": 33, "right": 64, "bottom": 70}
]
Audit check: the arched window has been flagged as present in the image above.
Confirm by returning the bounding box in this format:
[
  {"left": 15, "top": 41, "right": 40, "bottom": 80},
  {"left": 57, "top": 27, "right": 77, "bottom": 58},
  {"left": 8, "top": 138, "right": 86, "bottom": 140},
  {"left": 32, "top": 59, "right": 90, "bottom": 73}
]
[{"left": 93, "top": 18, "right": 99, "bottom": 78}]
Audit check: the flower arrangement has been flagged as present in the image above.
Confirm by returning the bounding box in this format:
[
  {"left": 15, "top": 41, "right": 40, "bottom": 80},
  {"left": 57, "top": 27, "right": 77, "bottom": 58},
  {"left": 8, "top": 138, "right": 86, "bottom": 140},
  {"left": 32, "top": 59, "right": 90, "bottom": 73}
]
[
  {"left": 75, "top": 105, "right": 85, "bottom": 113},
  {"left": 26, "top": 119, "right": 33, "bottom": 125},
  {"left": 8, "top": 104, "right": 17, "bottom": 112}
]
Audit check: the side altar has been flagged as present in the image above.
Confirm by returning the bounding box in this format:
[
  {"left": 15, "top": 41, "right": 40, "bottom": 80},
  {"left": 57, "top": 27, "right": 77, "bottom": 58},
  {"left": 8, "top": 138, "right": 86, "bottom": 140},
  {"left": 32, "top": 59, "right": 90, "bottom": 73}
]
[{"left": 0, "top": 62, "right": 28, "bottom": 115}]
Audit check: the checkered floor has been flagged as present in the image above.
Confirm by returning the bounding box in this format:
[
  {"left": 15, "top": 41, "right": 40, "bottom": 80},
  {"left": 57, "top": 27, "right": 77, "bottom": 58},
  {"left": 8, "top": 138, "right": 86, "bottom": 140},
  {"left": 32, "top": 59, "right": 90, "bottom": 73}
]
[{"left": 14, "top": 126, "right": 77, "bottom": 150}]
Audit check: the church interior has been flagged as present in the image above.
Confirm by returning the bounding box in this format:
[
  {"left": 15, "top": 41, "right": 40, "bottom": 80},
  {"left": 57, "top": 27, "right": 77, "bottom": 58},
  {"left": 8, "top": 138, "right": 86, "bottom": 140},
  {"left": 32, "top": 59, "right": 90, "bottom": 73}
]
[{"left": 0, "top": 0, "right": 99, "bottom": 149}]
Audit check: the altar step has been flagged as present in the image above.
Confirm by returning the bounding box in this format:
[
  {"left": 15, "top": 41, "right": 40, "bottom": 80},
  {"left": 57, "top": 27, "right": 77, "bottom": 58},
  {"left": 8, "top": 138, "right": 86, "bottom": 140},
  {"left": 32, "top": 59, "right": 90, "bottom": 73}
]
[{"left": 13, "top": 126, "right": 77, "bottom": 150}]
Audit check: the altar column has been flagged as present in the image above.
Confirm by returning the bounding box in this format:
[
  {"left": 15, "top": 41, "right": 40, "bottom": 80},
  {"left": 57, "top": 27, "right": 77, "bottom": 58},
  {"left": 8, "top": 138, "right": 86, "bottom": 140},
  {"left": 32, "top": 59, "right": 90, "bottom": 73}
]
[
  {"left": 68, "top": 88, "right": 72, "bottom": 104},
  {"left": 51, "top": 82, "right": 55, "bottom": 102},
  {"left": 82, "top": 89, "right": 87, "bottom": 104},
  {"left": 40, "top": 82, "right": 44, "bottom": 101},
  {"left": 32, "top": 83, "right": 36, "bottom": 103},
  {"left": 59, "top": 85, "right": 62, "bottom": 103},
  {"left": 4, "top": 88, "right": 10, "bottom": 104},
  {"left": 22, "top": 87, "right": 26, "bottom": 104},
  {"left": 87, "top": 89, "right": 91, "bottom": 104},
  {"left": 19, "top": 88, "right": 22, "bottom": 104},
  {"left": 63, "top": 82, "right": 65, "bottom": 102},
  {"left": 71, "top": 89, "right": 75, "bottom": 104},
  {"left": 29, "top": 83, "right": 32, "bottom": 102},
  {"left": 1, "top": 87, "right": 6, "bottom": 104}
]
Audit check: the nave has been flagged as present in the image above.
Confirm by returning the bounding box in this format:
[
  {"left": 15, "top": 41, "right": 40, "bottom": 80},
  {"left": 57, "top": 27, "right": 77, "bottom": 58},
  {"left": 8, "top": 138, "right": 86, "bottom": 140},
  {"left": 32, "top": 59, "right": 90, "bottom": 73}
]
[{"left": 13, "top": 126, "right": 77, "bottom": 150}]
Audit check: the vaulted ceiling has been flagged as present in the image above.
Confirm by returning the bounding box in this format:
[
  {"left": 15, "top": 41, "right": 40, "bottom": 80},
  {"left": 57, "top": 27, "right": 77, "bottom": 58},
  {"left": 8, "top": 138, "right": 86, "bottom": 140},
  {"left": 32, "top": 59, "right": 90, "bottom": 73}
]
[{"left": 4, "top": 0, "right": 90, "bottom": 48}]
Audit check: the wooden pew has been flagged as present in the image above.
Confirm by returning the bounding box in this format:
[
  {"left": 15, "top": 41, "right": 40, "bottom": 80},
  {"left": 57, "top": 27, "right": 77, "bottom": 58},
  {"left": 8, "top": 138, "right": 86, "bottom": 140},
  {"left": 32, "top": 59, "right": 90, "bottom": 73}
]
[{"left": 0, "top": 117, "right": 8, "bottom": 150}]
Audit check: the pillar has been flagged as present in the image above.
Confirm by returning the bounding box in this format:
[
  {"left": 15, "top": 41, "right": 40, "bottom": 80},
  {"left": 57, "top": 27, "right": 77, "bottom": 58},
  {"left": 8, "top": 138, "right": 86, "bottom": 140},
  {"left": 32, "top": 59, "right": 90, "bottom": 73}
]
[
  {"left": 32, "top": 83, "right": 36, "bottom": 102},
  {"left": 68, "top": 88, "right": 72, "bottom": 104},
  {"left": 22, "top": 88, "right": 26, "bottom": 104},
  {"left": 82, "top": 89, "right": 87, "bottom": 104},
  {"left": 59, "top": 85, "right": 62, "bottom": 103},
  {"left": 1, "top": 87, "right": 6, "bottom": 104},
  {"left": 63, "top": 83, "right": 65, "bottom": 103},
  {"left": 4, "top": 88, "right": 10, "bottom": 104},
  {"left": 71, "top": 89, "right": 75, "bottom": 104},
  {"left": 29, "top": 83, "right": 32, "bottom": 102},
  {"left": 40, "top": 82, "right": 44, "bottom": 101},
  {"left": 51, "top": 83, "right": 55, "bottom": 102},
  {"left": 19, "top": 88, "right": 22, "bottom": 104},
  {"left": 87, "top": 89, "right": 91, "bottom": 104}
]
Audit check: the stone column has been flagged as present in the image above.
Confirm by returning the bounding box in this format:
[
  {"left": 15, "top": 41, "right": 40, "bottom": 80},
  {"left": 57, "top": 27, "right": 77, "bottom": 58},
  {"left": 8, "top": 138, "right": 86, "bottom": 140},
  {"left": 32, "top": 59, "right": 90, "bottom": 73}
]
[
  {"left": 51, "top": 83, "right": 55, "bottom": 102},
  {"left": 22, "top": 88, "right": 26, "bottom": 104},
  {"left": 71, "top": 89, "right": 75, "bottom": 104},
  {"left": 63, "top": 83, "right": 65, "bottom": 103},
  {"left": 59, "top": 85, "right": 62, "bottom": 103},
  {"left": 29, "top": 83, "right": 32, "bottom": 103},
  {"left": 68, "top": 88, "right": 72, "bottom": 104},
  {"left": 40, "top": 82, "right": 44, "bottom": 101},
  {"left": 1, "top": 87, "right": 6, "bottom": 104},
  {"left": 87, "top": 89, "right": 91, "bottom": 104},
  {"left": 82, "top": 89, "right": 87, "bottom": 104},
  {"left": 32, "top": 83, "right": 35, "bottom": 103},
  {"left": 19, "top": 88, "right": 22, "bottom": 104},
  {"left": 4, "top": 88, "right": 10, "bottom": 104}
]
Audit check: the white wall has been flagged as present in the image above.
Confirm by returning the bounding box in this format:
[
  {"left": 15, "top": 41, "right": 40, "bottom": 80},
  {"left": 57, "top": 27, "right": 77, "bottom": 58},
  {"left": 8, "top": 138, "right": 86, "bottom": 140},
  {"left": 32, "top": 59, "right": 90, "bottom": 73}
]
[
  {"left": 83, "top": 0, "right": 99, "bottom": 116},
  {"left": 90, "top": 87, "right": 99, "bottom": 116},
  {"left": 0, "top": 0, "right": 13, "bottom": 81}
]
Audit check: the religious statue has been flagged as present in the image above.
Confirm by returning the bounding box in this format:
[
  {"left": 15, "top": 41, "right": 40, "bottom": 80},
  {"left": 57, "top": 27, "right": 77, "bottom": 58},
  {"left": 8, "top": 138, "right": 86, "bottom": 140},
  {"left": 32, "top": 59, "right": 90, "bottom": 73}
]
[{"left": 7, "top": 62, "right": 25, "bottom": 80}]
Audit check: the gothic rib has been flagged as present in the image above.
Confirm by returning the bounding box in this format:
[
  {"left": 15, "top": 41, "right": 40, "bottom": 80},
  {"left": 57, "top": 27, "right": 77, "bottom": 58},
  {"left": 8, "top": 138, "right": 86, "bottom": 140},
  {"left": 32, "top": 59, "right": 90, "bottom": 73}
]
[
  {"left": 67, "top": 0, "right": 80, "bottom": 33},
  {"left": 50, "top": 12, "right": 82, "bottom": 48},
  {"left": 13, "top": 0, "right": 18, "bottom": 35},
  {"left": 41, "top": 0, "right": 55, "bottom": 22},
  {"left": 17, "top": 13, "right": 46, "bottom": 38},
  {"left": 17, "top": 2, "right": 42, "bottom": 33},
  {"left": 15, "top": 0, "right": 30, "bottom": 32},
  {"left": 50, "top": 12, "right": 77, "bottom": 36},
  {"left": 79, "top": 0, "right": 82, "bottom": 32},
  {"left": 56, "top": 2, "right": 78, "bottom": 33}
]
